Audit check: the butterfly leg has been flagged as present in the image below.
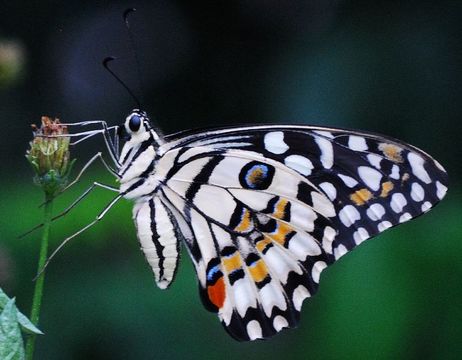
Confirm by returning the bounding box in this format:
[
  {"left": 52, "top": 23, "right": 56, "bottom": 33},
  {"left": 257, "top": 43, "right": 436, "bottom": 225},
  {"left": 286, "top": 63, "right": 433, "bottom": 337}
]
[
  {"left": 44, "top": 121, "right": 120, "bottom": 166},
  {"left": 34, "top": 194, "right": 123, "bottom": 279},
  {"left": 67, "top": 125, "right": 120, "bottom": 167},
  {"left": 39, "top": 152, "right": 119, "bottom": 210},
  {"left": 20, "top": 182, "right": 119, "bottom": 238}
]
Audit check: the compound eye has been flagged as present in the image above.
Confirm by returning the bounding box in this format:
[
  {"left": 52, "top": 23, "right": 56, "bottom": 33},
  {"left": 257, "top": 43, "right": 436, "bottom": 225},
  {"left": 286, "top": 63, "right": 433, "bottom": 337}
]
[{"left": 128, "top": 114, "right": 142, "bottom": 132}]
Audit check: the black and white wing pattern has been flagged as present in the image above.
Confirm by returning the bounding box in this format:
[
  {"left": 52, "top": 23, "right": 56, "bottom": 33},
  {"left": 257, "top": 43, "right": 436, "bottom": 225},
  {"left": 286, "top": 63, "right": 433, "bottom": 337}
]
[{"left": 151, "top": 125, "right": 448, "bottom": 341}]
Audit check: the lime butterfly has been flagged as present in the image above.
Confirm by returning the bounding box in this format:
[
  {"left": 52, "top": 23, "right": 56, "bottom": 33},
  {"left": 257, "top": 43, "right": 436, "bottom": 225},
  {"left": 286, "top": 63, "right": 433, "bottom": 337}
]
[{"left": 55, "top": 109, "right": 448, "bottom": 341}]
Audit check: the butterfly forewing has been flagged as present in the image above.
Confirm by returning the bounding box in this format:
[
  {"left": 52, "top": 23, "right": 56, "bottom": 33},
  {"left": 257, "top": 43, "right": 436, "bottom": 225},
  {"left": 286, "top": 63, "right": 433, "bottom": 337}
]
[{"left": 135, "top": 124, "right": 447, "bottom": 341}]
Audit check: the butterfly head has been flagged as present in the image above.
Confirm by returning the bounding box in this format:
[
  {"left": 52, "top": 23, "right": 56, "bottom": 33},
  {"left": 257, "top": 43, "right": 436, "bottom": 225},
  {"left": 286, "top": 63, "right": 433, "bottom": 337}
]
[{"left": 118, "top": 109, "right": 152, "bottom": 140}]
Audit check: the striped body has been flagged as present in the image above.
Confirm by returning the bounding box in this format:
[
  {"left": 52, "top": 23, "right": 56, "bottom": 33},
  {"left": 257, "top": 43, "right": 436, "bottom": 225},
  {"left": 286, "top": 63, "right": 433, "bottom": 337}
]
[{"left": 117, "top": 111, "right": 448, "bottom": 340}]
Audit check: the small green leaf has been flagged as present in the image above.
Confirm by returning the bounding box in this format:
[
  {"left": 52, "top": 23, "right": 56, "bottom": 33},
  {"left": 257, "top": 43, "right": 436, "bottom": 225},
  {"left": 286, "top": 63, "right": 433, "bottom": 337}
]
[
  {"left": 0, "top": 287, "right": 8, "bottom": 308},
  {"left": 0, "top": 288, "right": 43, "bottom": 335},
  {"left": 16, "top": 313, "right": 43, "bottom": 336},
  {"left": 0, "top": 298, "right": 25, "bottom": 360}
]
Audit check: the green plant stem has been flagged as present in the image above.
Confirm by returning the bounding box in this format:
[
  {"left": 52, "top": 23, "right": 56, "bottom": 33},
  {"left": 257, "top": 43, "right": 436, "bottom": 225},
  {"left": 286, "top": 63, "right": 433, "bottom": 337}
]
[{"left": 25, "top": 197, "right": 53, "bottom": 360}]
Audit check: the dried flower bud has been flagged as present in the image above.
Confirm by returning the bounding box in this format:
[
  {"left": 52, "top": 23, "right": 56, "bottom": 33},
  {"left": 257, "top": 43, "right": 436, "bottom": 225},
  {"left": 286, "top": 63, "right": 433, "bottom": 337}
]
[{"left": 26, "top": 116, "right": 75, "bottom": 197}]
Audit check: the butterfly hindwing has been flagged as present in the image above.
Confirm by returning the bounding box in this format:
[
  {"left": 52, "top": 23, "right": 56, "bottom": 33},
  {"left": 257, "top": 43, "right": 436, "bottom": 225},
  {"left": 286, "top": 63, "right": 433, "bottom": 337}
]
[
  {"left": 154, "top": 147, "right": 333, "bottom": 339},
  {"left": 159, "top": 178, "right": 326, "bottom": 340}
]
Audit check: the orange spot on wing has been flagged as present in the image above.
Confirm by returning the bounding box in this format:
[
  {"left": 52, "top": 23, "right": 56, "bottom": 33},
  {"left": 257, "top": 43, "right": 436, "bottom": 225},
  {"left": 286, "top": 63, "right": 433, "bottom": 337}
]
[
  {"left": 249, "top": 259, "right": 269, "bottom": 283},
  {"left": 248, "top": 167, "right": 264, "bottom": 184},
  {"left": 273, "top": 199, "right": 289, "bottom": 219},
  {"left": 350, "top": 188, "right": 373, "bottom": 205},
  {"left": 379, "top": 143, "right": 403, "bottom": 163},
  {"left": 222, "top": 253, "right": 242, "bottom": 273},
  {"left": 256, "top": 237, "right": 272, "bottom": 252},
  {"left": 380, "top": 181, "right": 394, "bottom": 197},
  {"left": 265, "top": 223, "right": 293, "bottom": 246},
  {"left": 207, "top": 277, "right": 226, "bottom": 309},
  {"left": 235, "top": 208, "right": 252, "bottom": 232}
]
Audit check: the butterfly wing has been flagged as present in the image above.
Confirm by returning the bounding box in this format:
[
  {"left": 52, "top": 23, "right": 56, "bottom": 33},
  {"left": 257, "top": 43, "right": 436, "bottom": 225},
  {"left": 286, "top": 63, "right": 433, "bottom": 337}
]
[{"left": 154, "top": 125, "right": 448, "bottom": 340}]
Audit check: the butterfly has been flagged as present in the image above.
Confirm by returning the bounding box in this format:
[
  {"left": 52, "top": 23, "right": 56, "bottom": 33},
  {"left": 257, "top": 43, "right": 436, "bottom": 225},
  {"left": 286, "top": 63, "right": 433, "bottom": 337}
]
[{"left": 62, "top": 109, "right": 448, "bottom": 341}]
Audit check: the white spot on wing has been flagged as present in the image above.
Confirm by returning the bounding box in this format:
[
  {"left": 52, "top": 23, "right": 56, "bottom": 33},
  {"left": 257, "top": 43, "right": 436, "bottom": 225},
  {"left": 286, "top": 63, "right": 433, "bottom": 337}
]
[
  {"left": 407, "top": 153, "right": 431, "bottom": 184},
  {"left": 378, "top": 221, "right": 392, "bottom": 231},
  {"left": 319, "top": 182, "right": 337, "bottom": 201},
  {"left": 367, "top": 154, "right": 382, "bottom": 169},
  {"left": 391, "top": 193, "right": 407, "bottom": 213},
  {"left": 338, "top": 174, "right": 358, "bottom": 188},
  {"left": 348, "top": 135, "right": 368, "bottom": 151},
  {"left": 411, "top": 182, "right": 425, "bottom": 202},
  {"left": 421, "top": 201, "right": 432, "bottom": 212},
  {"left": 311, "top": 261, "right": 327, "bottom": 283},
  {"left": 246, "top": 320, "right": 263, "bottom": 340},
  {"left": 339, "top": 205, "right": 360, "bottom": 227},
  {"left": 399, "top": 213, "right": 412, "bottom": 222},
  {"left": 353, "top": 227, "right": 369, "bottom": 245},
  {"left": 292, "top": 285, "right": 310, "bottom": 311},
  {"left": 334, "top": 244, "right": 348, "bottom": 259},
  {"left": 366, "top": 203, "right": 385, "bottom": 221},
  {"left": 436, "top": 181, "right": 448, "bottom": 200},
  {"left": 358, "top": 166, "right": 382, "bottom": 191},
  {"left": 322, "top": 226, "right": 336, "bottom": 254},
  {"left": 273, "top": 316, "right": 289, "bottom": 331},
  {"left": 264, "top": 131, "right": 289, "bottom": 154},
  {"left": 284, "top": 155, "right": 314, "bottom": 176},
  {"left": 390, "top": 165, "right": 400, "bottom": 180},
  {"left": 314, "top": 136, "right": 334, "bottom": 169}
]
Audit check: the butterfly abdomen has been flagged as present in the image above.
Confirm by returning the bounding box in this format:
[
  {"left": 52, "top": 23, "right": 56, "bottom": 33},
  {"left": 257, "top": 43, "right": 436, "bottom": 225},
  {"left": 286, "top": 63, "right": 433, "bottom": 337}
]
[{"left": 133, "top": 197, "right": 180, "bottom": 289}]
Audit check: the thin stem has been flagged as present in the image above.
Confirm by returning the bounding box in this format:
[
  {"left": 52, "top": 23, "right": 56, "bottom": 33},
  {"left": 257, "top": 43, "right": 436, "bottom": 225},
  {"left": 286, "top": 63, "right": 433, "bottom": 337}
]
[{"left": 25, "top": 195, "right": 53, "bottom": 360}]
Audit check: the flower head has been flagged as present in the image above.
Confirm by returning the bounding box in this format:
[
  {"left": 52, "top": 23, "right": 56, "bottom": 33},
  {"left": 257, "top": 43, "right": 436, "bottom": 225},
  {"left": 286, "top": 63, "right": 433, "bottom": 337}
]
[{"left": 26, "top": 116, "right": 75, "bottom": 197}]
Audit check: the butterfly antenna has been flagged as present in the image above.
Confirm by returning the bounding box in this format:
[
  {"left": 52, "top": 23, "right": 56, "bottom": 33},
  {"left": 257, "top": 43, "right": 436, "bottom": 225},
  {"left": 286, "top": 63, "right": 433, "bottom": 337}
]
[
  {"left": 103, "top": 56, "right": 141, "bottom": 109},
  {"left": 123, "top": 8, "right": 144, "bottom": 105}
]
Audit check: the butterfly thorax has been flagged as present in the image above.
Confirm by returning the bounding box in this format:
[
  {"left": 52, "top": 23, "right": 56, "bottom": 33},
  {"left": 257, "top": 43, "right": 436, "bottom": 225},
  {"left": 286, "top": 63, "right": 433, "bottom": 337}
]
[{"left": 117, "top": 110, "right": 165, "bottom": 201}]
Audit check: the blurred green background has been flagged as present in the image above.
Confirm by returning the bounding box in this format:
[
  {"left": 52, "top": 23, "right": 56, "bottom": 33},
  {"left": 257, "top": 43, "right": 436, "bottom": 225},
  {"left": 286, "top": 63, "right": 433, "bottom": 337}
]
[{"left": 1, "top": 1, "right": 461, "bottom": 359}]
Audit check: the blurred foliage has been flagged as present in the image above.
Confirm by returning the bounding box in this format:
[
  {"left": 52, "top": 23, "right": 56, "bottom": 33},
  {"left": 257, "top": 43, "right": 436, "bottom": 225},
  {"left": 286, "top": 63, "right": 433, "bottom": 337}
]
[
  {"left": 0, "top": 39, "right": 25, "bottom": 89},
  {"left": 0, "top": 1, "right": 461, "bottom": 359}
]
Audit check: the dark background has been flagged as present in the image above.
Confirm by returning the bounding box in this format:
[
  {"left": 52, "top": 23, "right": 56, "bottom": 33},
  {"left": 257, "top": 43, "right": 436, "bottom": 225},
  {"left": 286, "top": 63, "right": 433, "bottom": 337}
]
[{"left": 1, "top": 1, "right": 461, "bottom": 359}]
